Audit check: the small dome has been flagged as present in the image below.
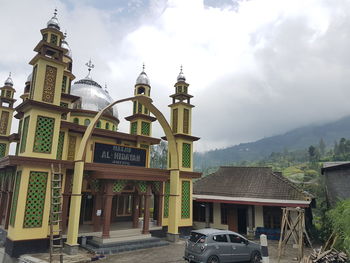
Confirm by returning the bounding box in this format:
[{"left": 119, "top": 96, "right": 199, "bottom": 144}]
[
  {"left": 61, "top": 36, "right": 72, "bottom": 58},
  {"left": 136, "top": 72, "right": 150, "bottom": 85},
  {"left": 47, "top": 9, "right": 60, "bottom": 30},
  {"left": 177, "top": 66, "right": 186, "bottom": 82},
  {"left": 26, "top": 73, "right": 32, "bottom": 83},
  {"left": 4, "top": 73, "right": 13, "bottom": 86},
  {"left": 71, "top": 77, "right": 118, "bottom": 118},
  {"left": 136, "top": 64, "right": 150, "bottom": 85}
]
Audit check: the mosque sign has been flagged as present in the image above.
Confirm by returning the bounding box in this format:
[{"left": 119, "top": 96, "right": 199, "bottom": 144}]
[{"left": 93, "top": 143, "right": 147, "bottom": 167}]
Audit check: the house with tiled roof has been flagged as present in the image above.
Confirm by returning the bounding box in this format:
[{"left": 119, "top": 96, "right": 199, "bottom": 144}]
[{"left": 192, "top": 166, "right": 312, "bottom": 237}]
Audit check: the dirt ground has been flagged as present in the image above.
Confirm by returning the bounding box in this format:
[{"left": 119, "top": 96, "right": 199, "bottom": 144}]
[{"left": 103, "top": 239, "right": 313, "bottom": 263}]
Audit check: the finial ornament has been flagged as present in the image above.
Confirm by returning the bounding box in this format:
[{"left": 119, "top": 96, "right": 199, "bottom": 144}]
[
  {"left": 47, "top": 8, "right": 60, "bottom": 30},
  {"left": 142, "top": 63, "right": 145, "bottom": 72},
  {"left": 4, "top": 72, "right": 14, "bottom": 86},
  {"left": 85, "top": 59, "right": 95, "bottom": 78},
  {"left": 177, "top": 64, "right": 186, "bottom": 82}
]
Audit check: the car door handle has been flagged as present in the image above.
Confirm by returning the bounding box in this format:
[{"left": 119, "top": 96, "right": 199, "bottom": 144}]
[{"left": 232, "top": 246, "right": 236, "bottom": 250}]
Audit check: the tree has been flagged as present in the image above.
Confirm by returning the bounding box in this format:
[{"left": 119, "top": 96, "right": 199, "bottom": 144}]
[
  {"left": 150, "top": 140, "right": 168, "bottom": 169},
  {"left": 308, "top": 145, "right": 319, "bottom": 163}
]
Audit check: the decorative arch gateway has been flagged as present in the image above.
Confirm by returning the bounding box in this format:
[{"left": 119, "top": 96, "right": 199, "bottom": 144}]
[{"left": 66, "top": 96, "right": 182, "bottom": 249}]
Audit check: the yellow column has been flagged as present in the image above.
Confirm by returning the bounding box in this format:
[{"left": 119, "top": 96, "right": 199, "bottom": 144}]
[
  {"left": 167, "top": 169, "right": 180, "bottom": 240},
  {"left": 65, "top": 161, "right": 84, "bottom": 249}
]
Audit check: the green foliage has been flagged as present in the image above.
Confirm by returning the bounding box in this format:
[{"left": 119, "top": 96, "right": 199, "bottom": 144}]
[
  {"left": 327, "top": 199, "right": 350, "bottom": 255},
  {"left": 150, "top": 140, "right": 168, "bottom": 169}
]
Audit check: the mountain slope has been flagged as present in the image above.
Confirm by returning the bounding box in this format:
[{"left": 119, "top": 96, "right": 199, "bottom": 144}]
[{"left": 195, "top": 115, "right": 350, "bottom": 169}]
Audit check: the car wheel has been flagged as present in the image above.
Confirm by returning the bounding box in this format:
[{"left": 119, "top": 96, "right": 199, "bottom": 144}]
[
  {"left": 207, "top": 255, "right": 220, "bottom": 263},
  {"left": 250, "top": 251, "right": 262, "bottom": 263}
]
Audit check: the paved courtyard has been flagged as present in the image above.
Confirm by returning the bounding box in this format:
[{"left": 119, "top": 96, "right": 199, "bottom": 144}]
[{"left": 104, "top": 239, "right": 313, "bottom": 263}]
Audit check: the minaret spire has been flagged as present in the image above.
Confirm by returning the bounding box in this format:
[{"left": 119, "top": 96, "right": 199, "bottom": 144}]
[
  {"left": 47, "top": 8, "right": 60, "bottom": 30},
  {"left": 4, "top": 72, "right": 13, "bottom": 86},
  {"left": 85, "top": 59, "right": 95, "bottom": 79}
]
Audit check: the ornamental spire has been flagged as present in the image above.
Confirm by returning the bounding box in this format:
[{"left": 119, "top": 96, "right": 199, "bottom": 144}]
[
  {"left": 85, "top": 59, "right": 95, "bottom": 79},
  {"left": 177, "top": 64, "right": 186, "bottom": 82},
  {"left": 47, "top": 8, "right": 60, "bottom": 30},
  {"left": 4, "top": 72, "right": 13, "bottom": 86}
]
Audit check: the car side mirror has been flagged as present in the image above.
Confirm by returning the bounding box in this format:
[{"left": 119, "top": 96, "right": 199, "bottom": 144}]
[{"left": 244, "top": 239, "right": 249, "bottom": 245}]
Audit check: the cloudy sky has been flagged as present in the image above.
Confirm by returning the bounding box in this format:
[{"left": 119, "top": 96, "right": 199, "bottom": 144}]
[{"left": 1, "top": 0, "right": 350, "bottom": 152}]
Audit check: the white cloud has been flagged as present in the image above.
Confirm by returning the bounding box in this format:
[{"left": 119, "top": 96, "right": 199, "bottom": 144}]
[{"left": 1, "top": 0, "right": 350, "bottom": 152}]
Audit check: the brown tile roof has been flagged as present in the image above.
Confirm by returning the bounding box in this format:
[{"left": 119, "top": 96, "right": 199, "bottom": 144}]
[{"left": 194, "top": 166, "right": 310, "bottom": 201}]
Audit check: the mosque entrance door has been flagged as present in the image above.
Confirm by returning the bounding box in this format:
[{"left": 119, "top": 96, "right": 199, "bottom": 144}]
[{"left": 80, "top": 192, "right": 94, "bottom": 224}]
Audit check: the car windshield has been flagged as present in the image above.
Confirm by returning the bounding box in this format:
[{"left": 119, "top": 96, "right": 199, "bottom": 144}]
[{"left": 189, "top": 232, "right": 207, "bottom": 243}]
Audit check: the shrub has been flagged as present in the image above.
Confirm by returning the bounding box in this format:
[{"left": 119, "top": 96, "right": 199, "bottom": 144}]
[{"left": 327, "top": 199, "right": 350, "bottom": 255}]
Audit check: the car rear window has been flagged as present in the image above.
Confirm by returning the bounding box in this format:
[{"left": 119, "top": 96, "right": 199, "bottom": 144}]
[
  {"left": 213, "top": 234, "right": 228, "bottom": 242},
  {"left": 189, "top": 232, "right": 207, "bottom": 243}
]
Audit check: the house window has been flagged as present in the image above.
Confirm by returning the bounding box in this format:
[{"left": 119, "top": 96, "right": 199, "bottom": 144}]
[
  {"left": 84, "top": 119, "right": 90, "bottom": 126},
  {"left": 193, "top": 201, "right": 213, "bottom": 223},
  {"left": 263, "top": 206, "right": 282, "bottom": 229}
]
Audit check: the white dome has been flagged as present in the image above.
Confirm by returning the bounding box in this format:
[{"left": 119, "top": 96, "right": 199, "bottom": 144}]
[
  {"left": 177, "top": 66, "right": 186, "bottom": 82},
  {"left": 136, "top": 71, "right": 150, "bottom": 85},
  {"left": 71, "top": 77, "right": 118, "bottom": 118},
  {"left": 47, "top": 10, "right": 60, "bottom": 30},
  {"left": 4, "top": 74, "right": 13, "bottom": 86},
  {"left": 26, "top": 73, "right": 32, "bottom": 83},
  {"left": 61, "top": 39, "right": 72, "bottom": 58}
]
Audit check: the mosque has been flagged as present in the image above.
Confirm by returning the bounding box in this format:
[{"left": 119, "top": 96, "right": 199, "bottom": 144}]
[{"left": 0, "top": 11, "right": 200, "bottom": 257}]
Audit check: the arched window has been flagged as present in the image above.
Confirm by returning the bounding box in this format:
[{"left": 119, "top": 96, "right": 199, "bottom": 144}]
[
  {"left": 137, "top": 87, "right": 145, "bottom": 95},
  {"left": 84, "top": 119, "right": 90, "bottom": 126},
  {"left": 112, "top": 125, "right": 115, "bottom": 131},
  {"left": 105, "top": 122, "right": 110, "bottom": 130},
  {"left": 96, "top": 121, "right": 101, "bottom": 128},
  {"left": 73, "top": 118, "right": 79, "bottom": 124}
]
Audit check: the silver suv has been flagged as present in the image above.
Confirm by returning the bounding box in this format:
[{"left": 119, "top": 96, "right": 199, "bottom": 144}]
[{"left": 184, "top": 228, "right": 262, "bottom": 263}]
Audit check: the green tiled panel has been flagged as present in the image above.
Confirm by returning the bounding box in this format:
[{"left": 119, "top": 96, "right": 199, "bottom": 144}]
[
  {"left": 0, "top": 143, "right": 6, "bottom": 157},
  {"left": 90, "top": 179, "right": 100, "bottom": 192},
  {"left": 137, "top": 181, "right": 147, "bottom": 193},
  {"left": 141, "top": 122, "right": 150, "bottom": 136},
  {"left": 23, "top": 171, "right": 48, "bottom": 228},
  {"left": 181, "top": 181, "right": 191, "bottom": 218},
  {"left": 131, "top": 122, "right": 137, "bottom": 135},
  {"left": 33, "top": 116, "right": 55, "bottom": 153},
  {"left": 182, "top": 143, "right": 191, "bottom": 168},
  {"left": 60, "top": 102, "right": 68, "bottom": 108},
  {"left": 113, "top": 180, "right": 127, "bottom": 193},
  {"left": 20, "top": 116, "right": 30, "bottom": 153},
  {"left": 163, "top": 181, "right": 170, "bottom": 218},
  {"left": 153, "top": 181, "right": 160, "bottom": 193},
  {"left": 61, "top": 76, "right": 67, "bottom": 93},
  {"left": 56, "top": 131, "right": 65, "bottom": 160},
  {"left": 9, "top": 171, "right": 22, "bottom": 226}
]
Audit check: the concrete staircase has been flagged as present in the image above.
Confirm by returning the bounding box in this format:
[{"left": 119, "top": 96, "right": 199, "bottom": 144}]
[{"left": 81, "top": 228, "right": 169, "bottom": 255}]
